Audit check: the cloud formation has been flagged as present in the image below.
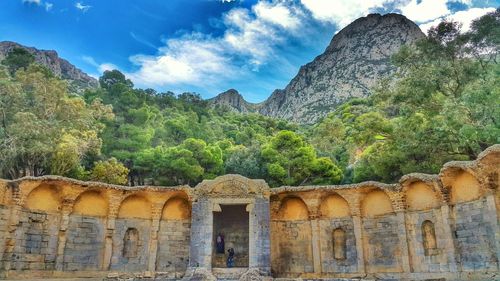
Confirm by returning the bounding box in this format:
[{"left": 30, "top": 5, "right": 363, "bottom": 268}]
[
  {"left": 75, "top": 2, "right": 91, "bottom": 12},
  {"left": 93, "top": 0, "right": 496, "bottom": 93}
]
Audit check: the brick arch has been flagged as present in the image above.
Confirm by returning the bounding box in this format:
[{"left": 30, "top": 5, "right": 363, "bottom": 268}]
[
  {"left": 161, "top": 196, "right": 191, "bottom": 220},
  {"left": 319, "top": 193, "right": 350, "bottom": 218},
  {"left": 72, "top": 190, "right": 108, "bottom": 217},
  {"left": 360, "top": 189, "right": 394, "bottom": 217},
  {"left": 278, "top": 196, "right": 309, "bottom": 220},
  {"left": 118, "top": 194, "right": 152, "bottom": 219},
  {"left": 24, "top": 183, "right": 62, "bottom": 212}
]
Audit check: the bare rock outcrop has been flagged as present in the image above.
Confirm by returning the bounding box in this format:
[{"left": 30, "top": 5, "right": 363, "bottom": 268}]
[{"left": 258, "top": 13, "right": 425, "bottom": 123}]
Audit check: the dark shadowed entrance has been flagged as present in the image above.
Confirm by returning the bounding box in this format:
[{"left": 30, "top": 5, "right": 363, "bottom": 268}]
[{"left": 212, "top": 205, "right": 249, "bottom": 268}]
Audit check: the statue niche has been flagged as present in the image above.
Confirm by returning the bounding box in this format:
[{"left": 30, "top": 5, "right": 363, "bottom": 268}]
[
  {"left": 422, "top": 220, "right": 437, "bottom": 256},
  {"left": 333, "top": 228, "right": 346, "bottom": 260},
  {"left": 123, "top": 228, "right": 139, "bottom": 258}
]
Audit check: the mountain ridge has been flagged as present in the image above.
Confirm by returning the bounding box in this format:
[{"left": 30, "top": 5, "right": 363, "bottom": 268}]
[
  {"left": 0, "top": 41, "right": 98, "bottom": 93},
  {"left": 210, "top": 13, "right": 425, "bottom": 123}
]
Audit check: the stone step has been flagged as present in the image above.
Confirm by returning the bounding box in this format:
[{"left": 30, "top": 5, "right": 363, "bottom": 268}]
[{"left": 212, "top": 267, "right": 247, "bottom": 280}]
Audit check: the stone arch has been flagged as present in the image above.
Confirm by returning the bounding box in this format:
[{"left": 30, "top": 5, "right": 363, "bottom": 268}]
[
  {"left": 72, "top": 190, "right": 108, "bottom": 217},
  {"left": 161, "top": 197, "right": 191, "bottom": 220},
  {"left": 118, "top": 194, "right": 151, "bottom": 219},
  {"left": 278, "top": 197, "right": 309, "bottom": 220},
  {"left": 449, "top": 171, "right": 481, "bottom": 204},
  {"left": 361, "top": 189, "right": 394, "bottom": 217},
  {"left": 422, "top": 220, "right": 437, "bottom": 256},
  {"left": 25, "top": 184, "right": 61, "bottom": 212},
  {"left": 333, "top": 227, "right": 347, "bottom": 260},
  {"left": 405, "top": 182, "right": 440, "bottom": 211},
  {"left": 319, "top": 193, "right": 350, "bottom": 218}
]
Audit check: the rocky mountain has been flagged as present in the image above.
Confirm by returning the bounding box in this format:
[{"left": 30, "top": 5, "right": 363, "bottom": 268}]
[
  {"left": 257, "top": 13, "right": 425, "bottom": 124},
  {"left": 0, "top": 41, "right": 98, "bottom": 93},
  {"left": 208, "top": 89, "right": 260, "bottom": 113}
]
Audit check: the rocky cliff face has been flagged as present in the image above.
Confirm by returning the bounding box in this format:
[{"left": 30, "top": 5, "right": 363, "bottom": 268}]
[
  {"left": 208, "top": 89, "right": 260, "bottom": 113},
  {"left": 258, "top": 13, "right": 425, "bottom": 124},
  {"left": 0, "top": 41, "right": 98, "bottom": 93}
]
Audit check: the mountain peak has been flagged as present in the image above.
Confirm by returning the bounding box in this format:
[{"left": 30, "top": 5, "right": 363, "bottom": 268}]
[
  {"left": 208, "top": 89, "right": 259, "bottom": 113},
  {"left": 259, "top": 13, "right": 425, "bottom": 123}
]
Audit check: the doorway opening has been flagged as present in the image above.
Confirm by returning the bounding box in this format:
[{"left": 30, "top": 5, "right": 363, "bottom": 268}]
[{"left": 212, "top": 204, "right": 249, "bottom": 268}]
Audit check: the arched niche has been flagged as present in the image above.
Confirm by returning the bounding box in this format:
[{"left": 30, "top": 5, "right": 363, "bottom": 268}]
[
  {"left": 278, "top": 197, "right": 309, "bottom": 220},
  {"left": 161, "top": 197, "right": 191, "bottom": 220},
  {"left": 73, "top": 190, "right": 108, "bottom": 217},
  {"left": 450, "top": 171, "right": 481, "bottom": 204},
  {"left": 361, "top": 189, "right": 393, "bottom": 217},
  {"left": 406, "top": 182, "right": 440, "bottom": 211},
  {"left": 25, "top": 184, "right": 61, "bottom": 212},
  {"left": 319, "top": 194, "right": 350, "bottom": 218},
  {"left": 118, "top": 195, "right": 151, "bottom": 219}
]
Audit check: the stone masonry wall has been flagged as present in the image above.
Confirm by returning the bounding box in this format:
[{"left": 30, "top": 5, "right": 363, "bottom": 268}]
[
  {"left": 10, "top": 209, "right": 59, "bottom": 272},
  {"left": 270, "top": 220, "right": 313, "bottom": 275},
  {"left": 63, "top": 215, "right": 105, "bottom": 271},
  {"left": 452, "top": 198, "right": 498, "bottom": 271},
  {"left": 0, "top": 144, "right": 497, "bottom": 280},
  {"left": 318, "top": 217, "right": 358, "bottom": 273},
  {"left": 156, "top": 219, "right": 190, "bottom": 274},
  {"left": 362, "top": 214, "right": 402, "bottom": 273},
  {"left": 110, "top": 218, "right": 151, "bottom": 272}
]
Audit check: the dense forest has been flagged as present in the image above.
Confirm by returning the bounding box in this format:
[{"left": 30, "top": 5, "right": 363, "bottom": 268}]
[{"left": 0, "top": 11, "right": 498, "bottom": 187}]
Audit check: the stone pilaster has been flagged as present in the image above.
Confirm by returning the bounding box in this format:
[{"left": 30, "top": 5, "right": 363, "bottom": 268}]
[
  {"left": 351, "top": 215, "right": 365, "bottom": 275},
  {"left": 310, "top": 217, "right": 322, "bottom": 275},
  {"left": 249, "top": 197, "right": 271, "bottom": 274},
  {"left": 147, "top": 204, "right": 162, "bottom": 273},
  {"left": 439, "top": 204, "right": 458, "bottom": 272},
  {"left": 187, "top": 198, "right": 213, "bottom": 269},
  {"left": 485, "top": 194, "right": 500, "bottom": 266},
  {"left": 1, "top": 203, "right": 22, "bottom": 273},
  {"left": 55, "top": 200, "right": 73, "bottom": 271},
  {"left": 102, "top": 215, "right": 115, "bottom": 270},
  {"left": 396, "top": 211, "right": 411, "bottom": 274}
]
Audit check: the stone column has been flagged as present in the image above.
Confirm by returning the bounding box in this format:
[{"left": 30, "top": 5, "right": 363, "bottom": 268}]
[
  {"left": 249, "top": 197, "right": 271, "bottom": 274},
  {"left": 55, "top": 200, "right": 73, "bottom": 271},
  {"left": 147, "top": 204, "right": 162, "bottom": 274},
  {"left": 396, "top": 211, "right": 411, "bottom": 274},
  {"left": 439, "top": 204, "right": 458, "bottom": 272},
  {"left": 187, "top": 198, "right": 213, "bottom": 269},
  {"left": 310, "top": 217, "right": 322, "bottom": 275},
  {"left": 351, "top": 215, "right": 365, "bottom": 275}
]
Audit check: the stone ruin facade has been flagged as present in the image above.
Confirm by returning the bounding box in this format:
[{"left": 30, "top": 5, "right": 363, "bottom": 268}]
[{"left": 0, "top": 145, "right": 498, "bottom": 281}]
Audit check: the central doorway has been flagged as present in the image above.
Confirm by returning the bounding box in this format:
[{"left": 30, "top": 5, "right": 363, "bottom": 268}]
[{"left": 212, "top": 204, "right": 249, "bottom": 268}]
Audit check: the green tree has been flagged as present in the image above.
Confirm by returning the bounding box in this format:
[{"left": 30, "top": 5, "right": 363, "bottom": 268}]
[
  {"left": 261, "top": 131, "right": 342, "bottom": 186},
  {"left": 2, "top": 47, "right": 35, "bottom": 75},
  {"left": 90, "top": 158, "right": 129, "bottom": 185}
]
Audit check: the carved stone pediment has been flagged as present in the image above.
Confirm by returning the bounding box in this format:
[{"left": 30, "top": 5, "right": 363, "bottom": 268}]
[{"left": 194, "top": 174, "right": 270, "bottom": 198}]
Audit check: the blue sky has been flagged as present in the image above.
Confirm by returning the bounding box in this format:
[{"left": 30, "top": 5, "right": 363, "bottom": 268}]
[{"left": 0, "top": 0, "right": 497, "bottom": 102}]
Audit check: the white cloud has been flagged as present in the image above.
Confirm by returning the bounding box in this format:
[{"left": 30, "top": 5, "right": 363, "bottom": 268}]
[
  {"left": 128, "top": 34, "right": 234, "bottom": 86},
  {"left": 400, "top": 0, "right": 451, "bottom": 23},
  {"left": 128, "top": 1, "right": 305, "bottom": 88},
  {"left": 44, "top": 2, "right": 53, "bottom": 11},
  {"left": 300, "top": 0, "right": 391, "bottom": 27},
  {"left": 75, "top": 2, "right": 91, "bottom": 12},
  {"left": 82, "top": 56, "right": 117, "bottom": 74},
  {"left": 419, "top": 7, "right": 496, "bottom": 34}
]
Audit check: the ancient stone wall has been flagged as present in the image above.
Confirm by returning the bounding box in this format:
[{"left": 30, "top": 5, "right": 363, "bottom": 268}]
[{"left": 0, "top": 144, "right": 497, "bottom": 280}]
